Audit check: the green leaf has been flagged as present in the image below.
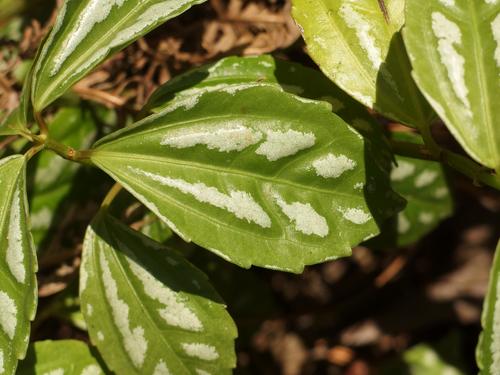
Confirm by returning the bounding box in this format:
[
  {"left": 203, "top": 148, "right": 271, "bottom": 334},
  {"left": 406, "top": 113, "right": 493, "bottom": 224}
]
[
  {"left": 31, "top": 0, "right": 206, "bottom": 112},
  {"left": 80, "top": 212, "right": 237, "bottom": 374},
  {"left": 17, "top": 340, "right": 105, "bottom": 374},
  {"left": 144, "top": 55, "right": 395, "bottom": 167},
  {"left": 29, "top": 107, "right": 97, "bottom": 247},
  {"left": 140, "top": 212, "right": 174, "bottom": 244},
  {"left": 402, "top": 343, "right": 464, "bottom": 375},
  {"left": 0, "top": 109, "right": 27, "bottom": 137},
  {"left": 291, "top": 0, "right": 433, "bottom": 128},
  {"left": 145, "top": 55, "right": 396, "bottom": 183},
  {"left": 477, "top": 239, "right": 500, "bottom": 375},
  {"left": 145, "top": 55, "right": 363, "bottom": 116},
  {"left": 404, "top": 0, "right": 500, "bottom": 170},
  {"left": 0, "top": 155, "right": 37, "bottom": 375},
  {"left": 371, "top": 133, "right": 453, "bottom": 247},
  {"left": 91, "top": 85, "right": 403, "bottom": 272}
]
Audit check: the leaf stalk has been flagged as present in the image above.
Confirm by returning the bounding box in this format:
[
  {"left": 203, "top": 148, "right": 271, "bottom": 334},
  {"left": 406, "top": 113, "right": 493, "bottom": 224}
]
[{"left": 390, "top": 139, "right": 500, "bottom": 190}]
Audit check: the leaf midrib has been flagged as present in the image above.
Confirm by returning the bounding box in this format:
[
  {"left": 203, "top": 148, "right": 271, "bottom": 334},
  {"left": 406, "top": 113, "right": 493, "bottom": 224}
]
[{"left": 93, "top": 151, "right": 366, "bottom": 201}]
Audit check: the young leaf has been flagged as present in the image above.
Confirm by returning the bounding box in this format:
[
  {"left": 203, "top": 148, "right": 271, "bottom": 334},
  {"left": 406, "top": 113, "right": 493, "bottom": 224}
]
[
  {"left": 31, "top": 0, "right": 207, "bottom": 112},
  {"left": 371, "top": 133, "right": 453, "bottom": 247},
  {"left": 17, "top": 340, "right": 105, "bottom": 374},
  {"left": 404, "top": 0, "right": 500, "bottom": 171},
  {"left": 0, "top": 155, "right": 37, "bottom": 375},
  {"left": 0, "top": 109, "right": 27, "bottom": 137},
  {"left": 291, "top": 0, "right": 433, "bottom": 128},
  {"left": 90, "top": 86, "right": 403, "bottom": 272},
  {"left": 29, "top": 107, "right": 97, "bottom": 247},
  {"left": 477, "top": 239, "right": 500, "bottom": 375},
  {"left": 80, "top": 212, "right": 237, "bottom": 374}
]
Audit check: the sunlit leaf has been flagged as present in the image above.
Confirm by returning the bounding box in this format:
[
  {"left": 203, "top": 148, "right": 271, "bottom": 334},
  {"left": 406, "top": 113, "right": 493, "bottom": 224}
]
[
  {"left": 291, "top": 0, "right": 433, "bottom": 128},
  {"left": 371, "top": 132, "right": 453, "bottom": 247},
  {"left": 0, "top": 155, "right": 37, "bottom": 375},
  {"left": 17, "top": 340, "right": 105, "bottom": 374},
  {"left": 31, "top": 0, "right": 207, "bottom": 111},
  {"left": 404, "top": 0, "right": 500, "bottom": 170},
  {"left": 144, "top": 55, "right": 396, "bottom": 173},
  {"left": 145, "top": 55, "right": 366, "bottom": 117},
  {"left": 29, "top": 107, "right": 97, "bottom": 247},
  {"left": 80, "top": 212, "right": 237, "bottom": 374},
  {"left": 91, "top": 85, "right": 403, "bottom": 272},
  {"left": 477, "top": 239, "right": 500, "bottom": 375}
]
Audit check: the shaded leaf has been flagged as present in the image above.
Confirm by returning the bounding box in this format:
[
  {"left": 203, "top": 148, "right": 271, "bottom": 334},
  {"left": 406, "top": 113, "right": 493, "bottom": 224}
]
[
  {"left": 91, "top": 85, "right": 403, "bottom": 272},
  {"left": 80, "top": 212, "right": 237, "bottom": 374},
  {"left": 477, "top": 239, "right": 500, "bottom": 375},
  {"left": 17, "top": 340, "right": 104, "bottom": 374},
  {"left": 29, "top": 107, "right": 97, "bottom": 247},
  {"left": 371, "top": 132, "right": 453, "bottom": 247},
  {"left": 291, "top": 0, "right": 433, "bottom": 127},
  {"left": 0, "top": 109, "right": 27, "bottom": 137},
  {"left": 0, "top": 155, "right": 37, "bottom": 375},
  {"left": 31, "top": 0, "right": 207, "bottom": 111},
  {"left": 140, "top": 212, "right": 173, "bottom": 244},
  {"left": 404, "top": 0, "right": 500, "bottom": 170}
]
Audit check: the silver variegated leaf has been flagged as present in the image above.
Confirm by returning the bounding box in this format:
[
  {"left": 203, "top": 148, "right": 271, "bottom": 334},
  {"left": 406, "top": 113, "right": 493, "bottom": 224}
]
[
  {"left": 477, "top": 239, "right": 500, "bottom": 375},
  {"left": 291, "top": 0, "right": 434, "bottom": 128},
  {"left": 145, "top": 55, "right": 363, "bottom": 117},
  {"left": 0, "top": 155, "right": 37, "bottom": 375},
  {"left": 17, "top": 340, "right": 105, "bottom": 374},
  {"left": 144, "top": 54, "right": 396, "bottom": 195},
  {"left": 404, "top": 0, "right": 500, "bottom": 171},
  {"left": 80, "top": 212, "right": 237, "bottom": 374},
  {"left": 90, "top": 85, "right": 403, "bottom": 272},
  {"left": 31, "top": 0, "right": 206, "bottom": 112}
]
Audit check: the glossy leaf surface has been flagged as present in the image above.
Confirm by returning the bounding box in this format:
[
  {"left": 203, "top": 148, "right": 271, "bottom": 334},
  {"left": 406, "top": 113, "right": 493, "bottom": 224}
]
[
  {"left": 477, "top": 239, "right": 500, "bottom": 375},
  {"left": 404, "top": 0, "right": 500, "bottom": 170},
  {"left": 145, "top": 55, "right": 365, "bottom": 117},
  {"left": 80, "top": 212, "right": 237, "bottom": 374},
  {"left": 92, "top": 85, "right": 402, "bottom": 272},
  {"left": 0, "top": 155, "right": 37, "bottom": 375},
  {"left": 145, "top": 55, "right": 396, "bottom": 184},
  {"left": 291, "top": 0, "right": 433, "bottom": 127},
  {"left": 17, "top": 340, "right": 104, "bottom": 374},
  {"left": 29, "top": 107, "right": 97, "bottom": 246},
  {"left": 31, "top": 0, "right": 206, "bottom": 111}
]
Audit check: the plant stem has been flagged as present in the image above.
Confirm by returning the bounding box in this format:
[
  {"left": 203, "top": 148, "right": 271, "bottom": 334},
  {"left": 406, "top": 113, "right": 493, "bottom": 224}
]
[
  {"left": 390, "top": 139, "right": 500, "bottom": 190},
  {"left": 31, "top": 134, "right": 93, "bottom": 165},
  {"left": 34, "top": 112, "right": 49, "bottom": 136},
  {"left": 101, "top": 183, "right": 123, "bottom": 210}
]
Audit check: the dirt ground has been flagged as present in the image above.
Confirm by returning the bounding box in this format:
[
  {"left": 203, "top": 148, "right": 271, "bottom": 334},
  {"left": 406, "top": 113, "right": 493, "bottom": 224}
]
[{"left": 1, "top": 1, "right": 499, "bottom": 374}]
